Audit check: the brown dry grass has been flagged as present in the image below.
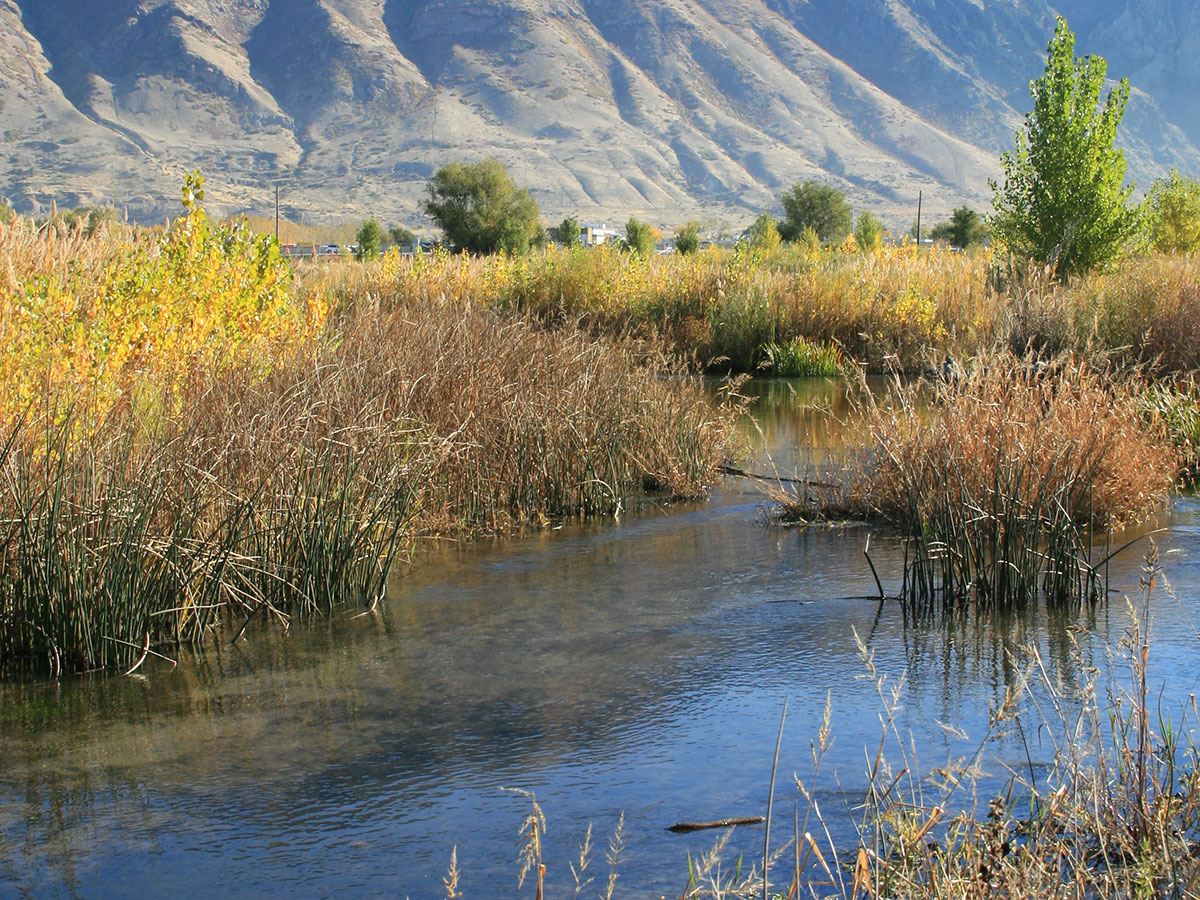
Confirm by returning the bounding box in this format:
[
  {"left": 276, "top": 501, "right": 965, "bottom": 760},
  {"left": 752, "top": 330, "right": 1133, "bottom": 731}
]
[
  {"left": 0, "top": 290, "right": 735, "bottom": 674},
  {"left": 775, "top": 354, "right": 1180, "bottom": 610},
  {"left": 862, "top": 356, "right": 1177, "bottom": 530}
]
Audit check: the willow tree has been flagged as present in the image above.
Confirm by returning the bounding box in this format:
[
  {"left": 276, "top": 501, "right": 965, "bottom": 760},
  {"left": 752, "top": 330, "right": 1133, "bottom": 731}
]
[{"left": 989, "top": 17, "right": 1143, "bottom": 279}]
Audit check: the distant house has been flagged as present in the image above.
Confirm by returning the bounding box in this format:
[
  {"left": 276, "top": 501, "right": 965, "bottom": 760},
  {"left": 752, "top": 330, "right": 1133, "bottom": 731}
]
[{"left": 579, "top": 223, "right": 620, "bottom": 247}]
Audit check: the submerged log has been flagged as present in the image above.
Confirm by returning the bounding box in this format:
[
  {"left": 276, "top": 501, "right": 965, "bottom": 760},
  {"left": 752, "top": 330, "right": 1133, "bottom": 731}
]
[
  {"left": 717, "top": 464, "right": 837, "bottom": 488},
  {"left": 666, "top": 816, "right": 765, "bottom": 834}
]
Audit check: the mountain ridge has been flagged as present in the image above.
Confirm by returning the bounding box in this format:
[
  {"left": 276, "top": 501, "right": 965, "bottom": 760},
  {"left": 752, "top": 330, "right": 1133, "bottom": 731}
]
[{"left": 1, "top": 0, "right": 1196, "bottom": 233}]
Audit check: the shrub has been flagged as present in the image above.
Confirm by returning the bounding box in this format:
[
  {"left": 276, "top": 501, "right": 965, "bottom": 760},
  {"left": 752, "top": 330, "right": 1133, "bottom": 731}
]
[
  {"left": 745, "top": 212, "right": 781, "bottom": 251},
  {"left": 854, "top": 211, "right": 883, "bottom": 253},
  {"left": 0, "top": 171, "right": 316, "bottom": 422},
  {"left": 623, "top": 217, "right": 657, "bottom": 255},
  {"left": 849, "top": 354, "right": 1177, "bottom": 611},
  {"left": 355, "top": 216, "right": 382, "bottom": 260},
  {"left": 673, "top": 220, "right": 701, "bottom": 255}
]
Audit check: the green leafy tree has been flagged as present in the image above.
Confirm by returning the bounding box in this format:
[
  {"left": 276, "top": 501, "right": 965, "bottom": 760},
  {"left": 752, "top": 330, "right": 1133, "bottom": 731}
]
[
  {"left": 746, "top": 212, "right": 781, "bottom": 251},
  {"left": 556, "top": 216, "right": 581, "bottom": 248},
  {"left": 932, "top": 206, "right": 987, "bottom": 250},
  {"left": 0, "top": 202, "right": 13, "bottom": 225},
  {"left": 1149, "top": 170, "right": 1200, "bottom": 255},
  {"left": 674, "top": 220, "right": 702, "bottom": 255},
  {"left": 989, "top": 17, "right": 1142, "bottom": 279},
  {"left": 623, "top": 217, "right": 657, "bottom": 255},
  {"left": 388, "top": 225, "right": 416, "bottom": 250},
  {"left": 423, "top": 157, "right": 542, "bottom": 255},
  {"left": 355, "top": 217, "right": 382, "bottom": 260},
  {"left": 779, "top": 181, "right": 852, "bottom": 244},
  {"left": 854, "top": 211, "right": 883, "bottom": 252}
]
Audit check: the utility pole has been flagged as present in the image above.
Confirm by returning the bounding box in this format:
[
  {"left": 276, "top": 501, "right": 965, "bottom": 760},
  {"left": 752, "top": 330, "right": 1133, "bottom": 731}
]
[
  {"left": 275, "top": 185, "right": 280, "bottom": 241},
  {"left": 915, "top": 190, "right": 922, "bottom": 251}
]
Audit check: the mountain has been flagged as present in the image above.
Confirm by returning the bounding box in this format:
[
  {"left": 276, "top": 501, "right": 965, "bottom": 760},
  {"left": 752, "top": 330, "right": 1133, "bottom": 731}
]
[{"left": 1, "top": 0, "right": 1197, "bottom": 233}]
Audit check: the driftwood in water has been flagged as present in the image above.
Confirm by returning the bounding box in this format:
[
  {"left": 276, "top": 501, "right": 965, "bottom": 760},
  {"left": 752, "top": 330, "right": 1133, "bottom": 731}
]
[
  {"left": 666, "top": 816, "right": 765, "bottom": 834},
  {"left": 717, "top": 464, "right": 837, "bottom": 488}
]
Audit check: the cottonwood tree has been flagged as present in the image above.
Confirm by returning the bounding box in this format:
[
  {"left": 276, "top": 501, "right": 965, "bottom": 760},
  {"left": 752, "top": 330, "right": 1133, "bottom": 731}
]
[
  {"left": 989, "top": 17, "right": 1142, "bottom": 279},
  {"left": 745, "top": 212, "right": 781, "bottom": 251},
  {"left": 355, "top": 217, "right": 382, "bottom": 260},
  {"left": 424, "top": 158, "right": 542, "bottom": 255},
  {"left": 673, "top": 220, "right": 702, "bottom": 254},
  {"left": 854, "top": 211, "right": 883, "bottom": 252},
  {"left": 932, "top": 207, "right": 987, "bottom": 250},
  {"left": 779, "top": 181, "right": 852, "bottom": 244},
  {"left": 1149, "top": 170, "right": 1200, "bottom": 255},
  {"left": 623, "top": 217, "right": 657, "bottom": 255},
  {"left": 388, "top": 224, "right": 416, "bottom": 250},
  {"left": 555, "top": 216, "right": 582, "bottom": 248}
]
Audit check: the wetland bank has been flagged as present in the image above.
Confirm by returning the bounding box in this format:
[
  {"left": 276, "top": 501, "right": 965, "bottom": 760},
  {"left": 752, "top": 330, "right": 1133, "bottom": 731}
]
[{"left": 3, "top": 184, "right": 1200, "bottom": 896}]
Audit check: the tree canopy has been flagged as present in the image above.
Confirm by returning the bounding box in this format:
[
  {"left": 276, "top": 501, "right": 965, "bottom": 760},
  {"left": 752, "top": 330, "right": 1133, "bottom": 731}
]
[
  {"left": 555, "top": 216, "right": 582, "bottom": 249},
  {"left": 989, "top": 17, "right": 1142, "bottom": 279},
  {"left": 673, "top": 221, "right": 701, "bottom": 255},
  {"left": 387, "top": 225, "right": 416, "bottom": 250},
  {"left": 745, "top": 212, "right": 781, "bottom": 251},
  {"left": 932, "top": 207, "right": 987, "bottom": 250},
  {"left": 423, "top": 158, "right": 542, "bottom": 255},
  {"left": 623, "top": 217, "right": 657, "bottom": 255},
  {"left": 355, "top": 217, "right": 382, "bottom": 260},
  {"left": 854, "top": 211, "right": 882, "bottom": 252},
  {"left": 779, "top": 181, "right": 852, "bottom": 244},
  {"left": 1149, "top": 170, "right": 1200, "bottom": 255}
]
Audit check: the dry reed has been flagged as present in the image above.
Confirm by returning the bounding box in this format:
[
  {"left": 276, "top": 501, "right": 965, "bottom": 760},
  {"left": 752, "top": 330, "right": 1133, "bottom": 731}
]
[{"left": 790, "top": 354, "right": 1179, "bottom": 611}]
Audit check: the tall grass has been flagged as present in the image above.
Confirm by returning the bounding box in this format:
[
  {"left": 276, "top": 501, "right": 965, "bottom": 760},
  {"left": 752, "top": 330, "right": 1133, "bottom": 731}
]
[
  {"left": 797, "top": 548, "right": 1200, "bottom": 899},
  {"left": 830, "top": 355, "right": 1178, "bottom": 612},
  {"left": 0, "top": 200, "right": 736, "bottom": 676},
  {"left": 295, "top": 243, "right": 1200, "bottom": 380},
  {"left": 1002, "top": 253, "right": 1200, "bottom": 376},
  {"left": 297, "top": 242, "right": 997, "bottom": 373}
]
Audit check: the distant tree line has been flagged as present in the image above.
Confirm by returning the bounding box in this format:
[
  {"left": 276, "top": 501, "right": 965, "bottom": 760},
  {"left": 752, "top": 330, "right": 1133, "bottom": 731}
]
[{"left": 352, "top": 17, "right": 1200, "bottom": 279}]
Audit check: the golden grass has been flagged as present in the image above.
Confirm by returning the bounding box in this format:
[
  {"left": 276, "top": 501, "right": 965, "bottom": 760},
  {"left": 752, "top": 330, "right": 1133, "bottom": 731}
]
[
  {"left": 822, "top": 354, "right": 1179, "bottom": 610},
  {"left": 294, "top": 242, "right": 998, "bottom": 373}
]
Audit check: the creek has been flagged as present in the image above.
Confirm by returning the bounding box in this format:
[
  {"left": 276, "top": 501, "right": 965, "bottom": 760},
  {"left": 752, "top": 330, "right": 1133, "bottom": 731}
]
[{"left": 1, "top": 378, "right": 1198, "bottom": 898}]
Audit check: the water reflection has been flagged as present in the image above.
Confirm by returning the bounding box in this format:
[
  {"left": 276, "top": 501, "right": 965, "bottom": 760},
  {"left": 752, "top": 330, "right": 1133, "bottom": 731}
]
[{"left": 1, "top": 379, "right": 1197, "bottom": 898}]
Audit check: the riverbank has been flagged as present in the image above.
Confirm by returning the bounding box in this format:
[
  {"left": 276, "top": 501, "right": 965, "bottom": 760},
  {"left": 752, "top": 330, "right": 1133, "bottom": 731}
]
[
  {"left": 0, "top": 199, "right": 735, "bottom": 675},
  {"left": 2, "top": 192, "right": 1196, "bottom": 678},
  {"left": 2, "top": 421, "right": 1195, "bottom": 898}
]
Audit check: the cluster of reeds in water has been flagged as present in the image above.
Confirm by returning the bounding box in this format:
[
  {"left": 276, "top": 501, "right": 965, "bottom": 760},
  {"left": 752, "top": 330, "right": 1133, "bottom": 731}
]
[
  {"left": 861, "top": 355, "right": 1177, "bottom": 614},
  {"left": 770, "top": 352, "right": 1179, "bottom": 614},
  {"left": 0, "top": 208, "right": 735, "bottom": 676}
]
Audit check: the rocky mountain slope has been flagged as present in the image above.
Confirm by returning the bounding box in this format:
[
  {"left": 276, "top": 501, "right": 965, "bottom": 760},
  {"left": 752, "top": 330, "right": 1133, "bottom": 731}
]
[{"left": 1, "top": 0, "right": 1196, "bottom": 232}]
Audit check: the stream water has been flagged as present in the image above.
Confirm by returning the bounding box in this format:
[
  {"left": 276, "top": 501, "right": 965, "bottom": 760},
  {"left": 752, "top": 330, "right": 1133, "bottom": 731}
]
[{"left": 2, "top": 378, "right": 1199, "bottom": 899}]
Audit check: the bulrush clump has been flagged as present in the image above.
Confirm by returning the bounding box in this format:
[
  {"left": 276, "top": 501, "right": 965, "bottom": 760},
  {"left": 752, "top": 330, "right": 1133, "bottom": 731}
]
[{"left": 844, "top": 353, "right": 1178, "bottom": 611}]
